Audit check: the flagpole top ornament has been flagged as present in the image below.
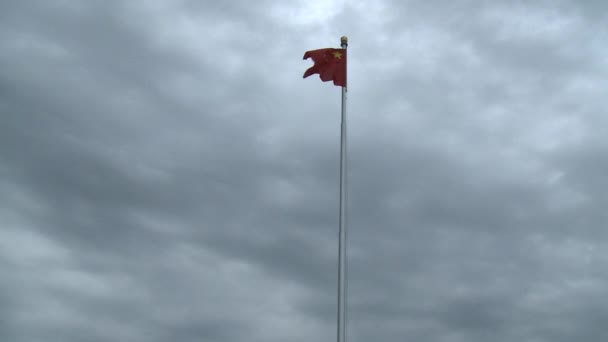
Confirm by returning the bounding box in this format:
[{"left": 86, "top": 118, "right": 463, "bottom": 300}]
[{"left": 341, "top": 36, "right": 348, "bottom": 47}]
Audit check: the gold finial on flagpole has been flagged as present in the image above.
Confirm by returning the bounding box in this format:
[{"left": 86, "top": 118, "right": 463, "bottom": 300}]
[{"left": 341, "top": 36, "right": 348, "bottom": 47}]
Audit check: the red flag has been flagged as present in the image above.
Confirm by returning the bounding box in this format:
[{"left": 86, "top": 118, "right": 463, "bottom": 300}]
[{"left": 303, "top": 48, "right": 346, "bottom": 87}]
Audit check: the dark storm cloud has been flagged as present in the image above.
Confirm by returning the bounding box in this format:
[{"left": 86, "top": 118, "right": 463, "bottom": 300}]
[{"left": 2, "top": 1, "right": 608, "bottom": 342}]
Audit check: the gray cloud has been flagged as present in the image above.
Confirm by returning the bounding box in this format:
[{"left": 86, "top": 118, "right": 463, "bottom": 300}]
[{"left": 2, "top": 1, "right": 608, "bottom": 341}]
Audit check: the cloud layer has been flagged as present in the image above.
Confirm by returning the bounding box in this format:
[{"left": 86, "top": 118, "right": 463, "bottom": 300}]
[{"left": 2, "top": 1, "right": 608, "bottom": 341}]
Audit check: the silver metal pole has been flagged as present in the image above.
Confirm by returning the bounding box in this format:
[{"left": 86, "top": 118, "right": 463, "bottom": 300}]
[{"left": 337, "top": 35, "right": 348, "bottom": 342}]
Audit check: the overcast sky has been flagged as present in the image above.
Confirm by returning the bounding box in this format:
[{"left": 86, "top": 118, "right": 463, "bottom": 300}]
[{"left": 2, "top": 1, "right": 608, "bottom": 341}]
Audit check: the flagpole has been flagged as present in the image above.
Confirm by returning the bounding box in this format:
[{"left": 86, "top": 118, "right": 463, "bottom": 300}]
[{"left": 337, "top": 35, "right": 348, "bottom": 342}]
